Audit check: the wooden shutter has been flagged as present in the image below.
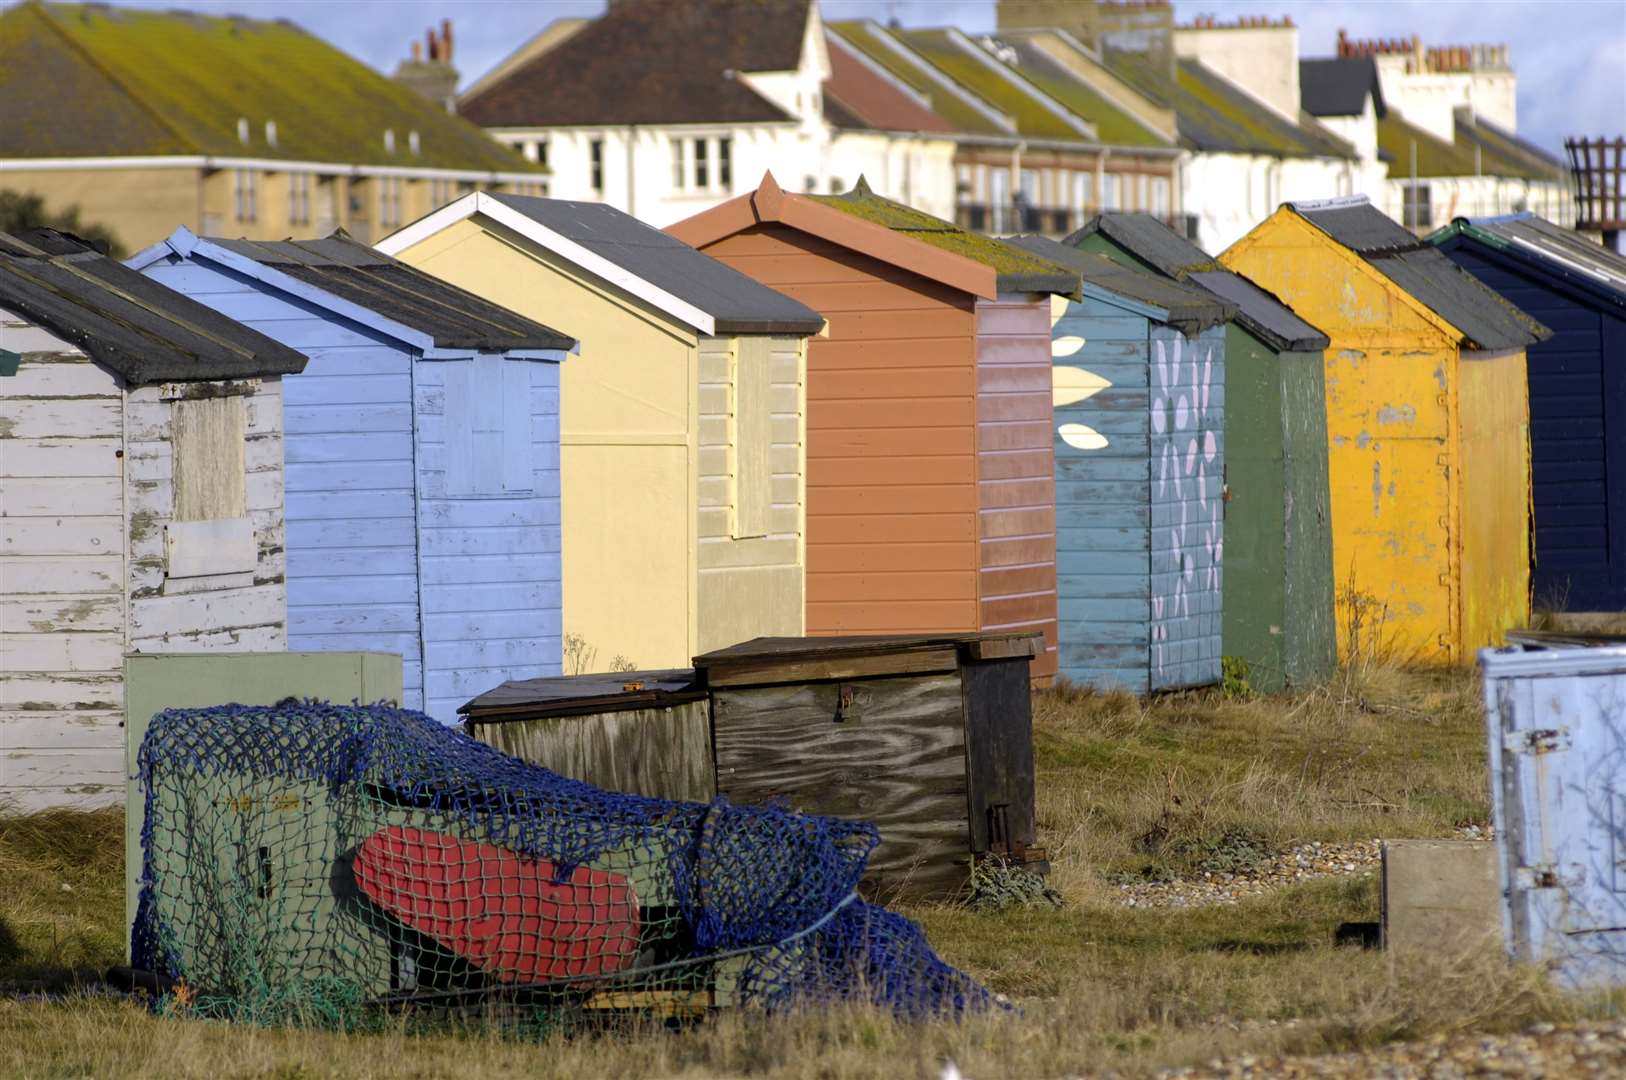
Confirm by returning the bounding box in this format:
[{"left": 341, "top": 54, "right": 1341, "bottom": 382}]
[{"left": 444, "top": 356, "right": 533, "bottom": 497}]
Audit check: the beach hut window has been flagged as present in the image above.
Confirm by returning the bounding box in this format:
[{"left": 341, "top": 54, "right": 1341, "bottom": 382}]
[
  {"left": 732, "top": 338, "right": 771, "bottom": 539},
  {"left": 443, "top": 355, "right": 533, "bottom": 497},
  {"left": 172, "top": 396, "right": 247, "bottom": 522}
]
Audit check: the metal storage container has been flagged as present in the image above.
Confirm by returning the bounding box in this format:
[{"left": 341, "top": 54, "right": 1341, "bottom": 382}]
[{"left": 1481, "top": 641, "right": 1626, "bottom": 988}]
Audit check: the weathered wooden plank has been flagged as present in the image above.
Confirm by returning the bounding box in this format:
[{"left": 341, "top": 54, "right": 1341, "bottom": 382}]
[
  {"left": 0, "top": 629, "right": 124, "bottom": 673},
  {"left": 1, "top": 438, "right": 122, "bottom": 478},
  {"left": 712, "top": 673, "right": 971, "bottom": 899},
  {"left": 962, "top": 658, "right": 1038, "bottom": 856},
  {"left": 0, "top": 594, "right": 121, "bottom": 633},
  {"left": 0, "top": 398, "right": 120, "bottom": 440},
  {"left": 0, "top": 672, "right": 122, "bottom": 711},
  {"left": 1, "top": 357, "right": 118, "bottom": 398},
  {"left": 0, "top": 518, "right": 122, "bottom": 557},
  {"left": 701, "top": 647, "right": 959, "bottom": 688},
  {"left": 0, "top": 711, "right": 123, "bottom": 750},
  {"left": 471, "top": 700, "right": 715, "bottom": 803},
  {"left": 128, "top": 584, "right": 285, "bottom": 642}
]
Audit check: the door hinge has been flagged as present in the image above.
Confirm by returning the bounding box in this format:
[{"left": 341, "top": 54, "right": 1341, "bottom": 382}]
[{"left": 1504, "top": 727, "right": 1571, "bottom": 755}]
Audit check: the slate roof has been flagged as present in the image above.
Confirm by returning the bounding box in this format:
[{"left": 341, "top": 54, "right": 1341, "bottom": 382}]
[
  {"left": 1429, "top": 213, "right": 1626, "bottom": 309},
  {"left": 999, "top": 35, "right": 1174, "bottom": 149},
  {"left": 1068, "top": 213, "right": 1328, "bottom": 352},
  {"left": 824, "top": 30, "right": 956, "bottom": 134},
  {"left": 460, "top": 0, "right": 809, "bottom": 128},
  {"left": 826, "top": 21, "right": 1013, "bottom": 136},
  {"left": 892, "top": 28, "right": 1092, "bottom": 141},
  {"left": 813, "top": 180, "right": 1080, "bottom": 296},
  {"left": 487, "top": 194, "right": 827, "bottom": 335},
  {"left": 1005, "top": 233, "right": 1234, "bottom": 336},
  {"left": 1299, "top": 57, "right": 1386, "bottom": 119},
  {"left": 0, "top": 228, "right": 308, "bottom": 386},
  {"left": 1291, "top": 197, "right": 1549, "bottom": 350},
  {"left": 206, "top": 232, "right": 576, "bottom": 352},
  {"left": 1102, "top": 50, "right": 1355, "bottom": 159},
  {"left": 0, "top": 2, "right": 537, "bottom": 171},
  {"left": 1378, "top": 109, "right": 1565, "bottom": 181}
]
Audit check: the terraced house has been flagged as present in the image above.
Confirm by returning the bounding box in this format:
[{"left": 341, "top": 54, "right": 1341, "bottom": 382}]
[
  {"left": 0, "top": 2, "right": 543, "bottom": 253},
  {"left": 1302, "top": 32, "right": 1573, "bottom": 232}
]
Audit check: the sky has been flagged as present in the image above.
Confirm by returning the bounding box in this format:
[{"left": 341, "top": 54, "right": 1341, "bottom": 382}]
[{"left": 98, "top": 0, "right": 1626, "bottom": 155}]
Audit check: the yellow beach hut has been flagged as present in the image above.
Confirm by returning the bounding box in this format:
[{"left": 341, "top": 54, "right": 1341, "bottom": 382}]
[
  {"left": 1221, "top": 197, "right": 1548, "bottom": 664},
  {"left": 379, "top": 193, "right": 826, "bottom": 669}
]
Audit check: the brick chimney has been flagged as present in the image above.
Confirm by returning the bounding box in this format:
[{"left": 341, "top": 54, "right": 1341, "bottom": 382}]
[{"left": 394, "top": 19, "right": 459, "bottom": 113}]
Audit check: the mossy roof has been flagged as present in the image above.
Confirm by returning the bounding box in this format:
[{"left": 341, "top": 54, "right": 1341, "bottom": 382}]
[
  {"left": 891, "top": 29, "right": 1086, "bottom": 141},
  {"left": 0, "top": 2, "right": 539, "bottom": 172},
  {"left": 1002, "top": 39, "right": 1172, "bottom": 149},
  {"left": 1379, "top": 111, "right": 1564, "bottom": 182},
  {"left": 825, "top": 21, "right": 1010, "bottom": 136},
  {"left": 1102, "top": 49, "right": 1354, "bottom": 160},
  {"left": 810, "top": 180, "right": 1080, "bottom": 295}
]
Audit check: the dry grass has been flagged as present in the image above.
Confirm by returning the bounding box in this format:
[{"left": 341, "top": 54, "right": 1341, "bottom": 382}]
[{"left": 0, "top": 667, "right": 1605, "bottom": 1079}]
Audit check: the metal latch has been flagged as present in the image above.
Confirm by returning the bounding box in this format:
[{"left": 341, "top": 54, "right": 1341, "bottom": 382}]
[
  {"left": 1504, "top": 727, "right": 1571, "bottom": 755},
  {"left": 1516, "top": 863, "right": 1582, "bottom": 889}
]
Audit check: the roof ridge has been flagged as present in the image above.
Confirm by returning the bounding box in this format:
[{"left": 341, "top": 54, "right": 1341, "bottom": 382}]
[{"left": 29, "top": 1, "right": 202, "bottom": 154}]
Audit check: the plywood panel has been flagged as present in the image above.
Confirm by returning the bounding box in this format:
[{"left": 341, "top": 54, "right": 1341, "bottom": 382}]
[{"left": 712, "top": 673, "right": 970, "bottom": 898}]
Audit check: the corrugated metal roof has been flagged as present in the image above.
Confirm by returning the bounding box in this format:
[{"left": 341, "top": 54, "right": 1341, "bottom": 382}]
[
  {"left": 208, "top": 232, "right": 576, "bottom": 352},
  {"left": 489, "top": 194, "right": 827, "bottom": 335},
  {"left": 1432, "top": 213, "right": 1626, "bottom": 307},
  {"left": 815, "top": 180, "right": 1081, "bottom": 296},
  {"left": 1006, "top": 233, "right": 1234, "bottom": 335},
  {"left": 1292, "top": 197, "right": 1549, "bottom": 350},
  {"left": 1299, "top": 57, "right": 1386, "bottom": 119},
  {"left": 0, "top": 228, "right": 307, "bottom": 386},
  {"left": 1068, "top": 213, "right": 1328, "bottom": 352}
]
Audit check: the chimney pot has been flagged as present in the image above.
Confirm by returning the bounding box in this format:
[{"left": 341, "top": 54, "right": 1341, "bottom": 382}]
[
  {"left": 441, "top": 19, "right": 453, "bottom": 63},
  {"left": 411, "top": 39, "right": 421, "bottom": 62}
]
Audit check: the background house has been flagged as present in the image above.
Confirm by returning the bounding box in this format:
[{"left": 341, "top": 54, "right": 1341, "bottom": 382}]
[
  {"left": 0, "top": 228, "right": 306, "bottom": 809},
  {"left": 1306, "top": 32, "right": 1573, "bottom": 232},
  {"left": 0, "top": 2, "right": 543, "bottom": 252}
]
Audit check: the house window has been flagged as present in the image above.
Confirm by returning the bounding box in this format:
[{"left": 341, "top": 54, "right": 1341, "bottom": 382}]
[
  {"left": 288, "top": 173, "right": 312, "bottom": 226},
  {"left": 1402, "top": 181, "right": 1432, "bottom": 229},
  {"left": 732, "top": 338, "right": 771, "bottom": 539},
  {"left": 694, "top": 138, "right": 710, "bottom": 189},
  {"left": 590, "top": 138, "right": 604, "bottom": 195},
  {"left": 443, "top": 355, "right": 534, "bottom": 497},
  {"left": 671, "top": 137, "right": 685, "bottom": 188},
  {"left": 234, "top": 169, "right": 257, "bottom": 223},
  {"left": 1101, "top": 173, "right": 1121, "bottom": 211},
  {"left": 1137, "top": 174, "right": 1149, "bottom": 210},
  {"left": 430, "top": 178, "right": 453, "bottom": 208},
  {"left": 990, "top": 167, "right": 1011, "bottom": 233},
  {"left": 1151, "top": 176, "right": 1170, "bottom": 217},
  {"left": 719, "top": 137, "right": 732, "bottom": 189},
  {"left": 379, "top": 177, "right": 403, "bottom": 229},
  {"left": 1073, "top": 171, "right": 1091, "bottom": 212}
]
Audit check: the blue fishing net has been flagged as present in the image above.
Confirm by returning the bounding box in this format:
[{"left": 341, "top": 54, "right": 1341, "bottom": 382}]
[{"left": 132, "top": 701, "right": 991, "bottom": 1028}]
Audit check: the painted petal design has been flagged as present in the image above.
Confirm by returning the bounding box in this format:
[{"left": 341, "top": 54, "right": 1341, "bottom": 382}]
[
  {"left": 1058, "top": 423, "right": 1109, "bottom": 450},
  {"left": 1052, "top": 335, "right": 1086, "bottom": 358},
  {"left": 1053, "top": 365, "right": 1110, "bottom": 407},
  {"left": 1050, "top": 294, "right": 1070, "bottom": 327}
]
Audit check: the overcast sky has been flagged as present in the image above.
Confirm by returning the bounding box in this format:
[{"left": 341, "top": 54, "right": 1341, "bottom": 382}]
[{"left": 103, "top": 0, "right": 1625, "bottom": 154}]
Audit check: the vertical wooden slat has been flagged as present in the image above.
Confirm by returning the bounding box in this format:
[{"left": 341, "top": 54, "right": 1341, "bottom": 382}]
[
  {"left": 501, "top": 360, "right": 532, "bottom": 494},
  {"left": 172, "top": 396, "right": 246, "bottom": 521},
  {"left": 734, "top": 336, "right": 771, "bottom": 539}
]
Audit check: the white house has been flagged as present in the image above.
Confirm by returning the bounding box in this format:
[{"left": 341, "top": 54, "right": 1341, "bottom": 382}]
[{"left": 0, "top": 229, "right": 307, "bottom": 809}]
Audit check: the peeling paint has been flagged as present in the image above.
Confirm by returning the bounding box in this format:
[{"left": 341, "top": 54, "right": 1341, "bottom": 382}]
[
  {"left": 128, "top": 510, "right": 159, "bottom": 542},
  {"left": 0, "top": 417, "right": 14, "bottom": 438},
  {"left": 1356, "top": 431, "right": 1371, "bottom": 448},
  {"left": 1377, "top": 404, "right": 1417, "bottom": 426},
  {"left": 1373, "top": 460, "right": 1383, "bottom": 516}
]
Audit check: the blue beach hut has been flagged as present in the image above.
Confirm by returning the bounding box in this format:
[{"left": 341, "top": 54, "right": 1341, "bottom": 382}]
[
  {"left": 129, "top": 229, "right": 576, "bottom": 722},
  {"left": 1007, "top": 235, "right": 1234, "bottom": 692},
  {"left": 1430, "top": 214, "right": 1626, "bottom": 612}
]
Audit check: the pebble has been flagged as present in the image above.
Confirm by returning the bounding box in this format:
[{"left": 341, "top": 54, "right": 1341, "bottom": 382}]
[
  {"left": 1108, "top": 827, "right": 1491, "bottom": 909},
  {"left": 1155, "top": 1019, "right": 1626, "bottom": 1078}
]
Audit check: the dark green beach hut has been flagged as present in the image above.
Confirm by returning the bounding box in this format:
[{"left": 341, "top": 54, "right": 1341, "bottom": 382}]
[{"left": 1067, "top": 214, "right": 1337, "bottom": 691}]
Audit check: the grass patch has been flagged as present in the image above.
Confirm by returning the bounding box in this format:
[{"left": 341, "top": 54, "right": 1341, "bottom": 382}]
[{"left": 0, "top": 666, "right": 1591, "bottom": 1078}]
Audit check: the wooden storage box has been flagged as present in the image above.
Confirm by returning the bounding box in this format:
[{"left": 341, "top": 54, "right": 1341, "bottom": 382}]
[
  {"left": 460, "top": 670, "right": 714, "bottom": 803},
  {"left": 693, "top": 631, "right": 1047, "bottom": 900}
]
